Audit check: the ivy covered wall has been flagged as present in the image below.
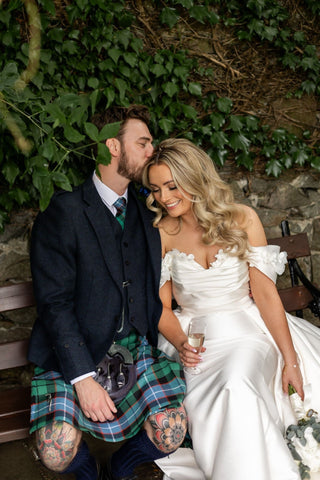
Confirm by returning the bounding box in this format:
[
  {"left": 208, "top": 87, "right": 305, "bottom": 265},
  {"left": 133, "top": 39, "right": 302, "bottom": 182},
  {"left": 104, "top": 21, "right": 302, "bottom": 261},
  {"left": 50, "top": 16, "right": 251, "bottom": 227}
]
[{"left": 0, "top": 0, "right": 320, "bottom": 230}]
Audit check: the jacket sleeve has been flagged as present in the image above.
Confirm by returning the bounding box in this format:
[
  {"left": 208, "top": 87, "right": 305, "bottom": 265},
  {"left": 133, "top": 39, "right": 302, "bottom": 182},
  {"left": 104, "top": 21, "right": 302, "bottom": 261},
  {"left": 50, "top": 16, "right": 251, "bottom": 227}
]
[{"left": 30, "top": 193, "right": 97, "bottom": 382}]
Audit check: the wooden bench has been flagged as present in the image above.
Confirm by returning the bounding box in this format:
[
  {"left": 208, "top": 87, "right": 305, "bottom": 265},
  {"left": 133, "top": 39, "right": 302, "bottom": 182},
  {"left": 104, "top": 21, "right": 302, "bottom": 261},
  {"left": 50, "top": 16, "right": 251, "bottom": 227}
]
[
  {"left": 268, "top": 220, "right": 320, "bottom": 319},
  {"left": 0, "top": 281, "right": 35, "bottom": 443}
]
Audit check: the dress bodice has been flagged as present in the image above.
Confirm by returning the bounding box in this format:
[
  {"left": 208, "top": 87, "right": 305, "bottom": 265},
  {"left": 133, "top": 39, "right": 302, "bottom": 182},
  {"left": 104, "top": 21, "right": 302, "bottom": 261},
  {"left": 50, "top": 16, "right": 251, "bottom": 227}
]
[{"left": 160, "top": 245, "right": 287, "bottom": 316}]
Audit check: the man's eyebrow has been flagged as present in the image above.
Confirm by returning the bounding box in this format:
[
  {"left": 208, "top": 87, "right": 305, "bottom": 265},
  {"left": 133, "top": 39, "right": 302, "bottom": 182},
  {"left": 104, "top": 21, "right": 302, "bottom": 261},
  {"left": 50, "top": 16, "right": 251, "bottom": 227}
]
[{"left": 138, "top": 136, "right": 153, "bottom": 142}]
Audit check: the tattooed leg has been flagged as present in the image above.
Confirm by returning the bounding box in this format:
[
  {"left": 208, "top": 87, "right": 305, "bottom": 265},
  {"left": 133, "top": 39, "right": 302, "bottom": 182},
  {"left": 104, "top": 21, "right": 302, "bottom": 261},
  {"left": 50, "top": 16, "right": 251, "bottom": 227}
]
[
  {"left": 145, "top": 405, "right": 187, "bottom": 454},
  {"left": 35, "top": 421, "right": 82, "bottom": 472}
]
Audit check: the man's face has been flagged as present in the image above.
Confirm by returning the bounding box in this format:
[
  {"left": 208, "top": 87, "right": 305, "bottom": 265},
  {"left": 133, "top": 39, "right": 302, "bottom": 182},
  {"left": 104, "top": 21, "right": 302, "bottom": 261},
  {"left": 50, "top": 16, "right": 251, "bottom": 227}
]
[{"left": 117, "top": 119, "right": 154, "bottom": 183}]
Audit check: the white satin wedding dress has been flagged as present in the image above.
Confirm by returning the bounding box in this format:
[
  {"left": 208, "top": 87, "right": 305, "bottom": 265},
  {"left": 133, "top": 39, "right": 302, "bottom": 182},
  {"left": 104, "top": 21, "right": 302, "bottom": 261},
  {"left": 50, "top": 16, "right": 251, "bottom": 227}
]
[{"left": 155, "top": 245, "right": 320, "bottom": 480}]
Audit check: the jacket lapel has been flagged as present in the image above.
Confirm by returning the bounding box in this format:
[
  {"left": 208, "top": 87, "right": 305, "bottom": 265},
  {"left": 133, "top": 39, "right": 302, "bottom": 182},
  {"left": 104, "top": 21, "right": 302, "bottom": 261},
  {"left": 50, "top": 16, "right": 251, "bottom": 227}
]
[
  {"left": 131, "top": 185, "right": 162, "bottom": 283},
  {"left": 82, "top": 178, "right": 123, "bottom": 289}
]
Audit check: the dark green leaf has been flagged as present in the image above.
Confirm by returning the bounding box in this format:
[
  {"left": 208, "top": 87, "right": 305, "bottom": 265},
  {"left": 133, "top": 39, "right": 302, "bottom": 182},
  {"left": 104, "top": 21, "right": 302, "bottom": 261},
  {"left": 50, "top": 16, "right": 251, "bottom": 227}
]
[
  {"left": 160, "top": 7, "right": 179, "bottom": 28},
  {"left": 85, "top": 122, "right": 100, "bottom": 142},
  {"left": 64, "top": 124, "right": 85, "bottom": 143},
  {"left": 98, "top": 122, "right": 121, "bottom": 141}
]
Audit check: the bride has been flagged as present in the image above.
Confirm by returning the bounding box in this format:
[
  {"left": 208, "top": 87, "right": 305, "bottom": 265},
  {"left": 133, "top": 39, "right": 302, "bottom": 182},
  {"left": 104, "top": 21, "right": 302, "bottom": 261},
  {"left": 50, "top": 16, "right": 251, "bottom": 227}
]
[{"left": 142, "top": 138, "right": 320, "bottom": 480}]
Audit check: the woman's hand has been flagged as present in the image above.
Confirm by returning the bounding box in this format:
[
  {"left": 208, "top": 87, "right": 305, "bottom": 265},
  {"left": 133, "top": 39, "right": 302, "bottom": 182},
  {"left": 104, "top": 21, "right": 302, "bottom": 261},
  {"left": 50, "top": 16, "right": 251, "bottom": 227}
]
[
  {"left": 282, "top": 364, "right": 304, "bottom": 400},
  {"left": 177, "top": 340, "right": 206, "bottom": 367}
]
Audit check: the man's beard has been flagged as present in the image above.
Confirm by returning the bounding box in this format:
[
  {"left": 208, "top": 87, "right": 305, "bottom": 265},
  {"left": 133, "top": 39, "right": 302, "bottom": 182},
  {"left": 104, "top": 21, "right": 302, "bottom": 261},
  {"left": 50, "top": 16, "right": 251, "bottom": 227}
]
[{"left": 117, "top": 150, "right": 144, "bottom": 183}]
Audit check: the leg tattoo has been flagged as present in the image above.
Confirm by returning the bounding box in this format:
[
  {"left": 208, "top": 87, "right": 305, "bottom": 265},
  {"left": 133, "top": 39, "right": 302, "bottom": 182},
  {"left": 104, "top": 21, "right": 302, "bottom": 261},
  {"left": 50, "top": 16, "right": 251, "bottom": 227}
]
[
  {"left": 36, "top": 421, "right": 81, "bottom": 472},
  {"left": 148, "top": 405, "right": 187, "bottom": 453}
]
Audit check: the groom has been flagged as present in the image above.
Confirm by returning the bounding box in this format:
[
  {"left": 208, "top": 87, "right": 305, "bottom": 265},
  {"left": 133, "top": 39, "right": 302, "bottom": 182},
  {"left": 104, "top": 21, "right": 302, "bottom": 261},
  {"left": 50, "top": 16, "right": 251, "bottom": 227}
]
[{"left": 28, "top": 105, "right": 187, "bottom": 480}]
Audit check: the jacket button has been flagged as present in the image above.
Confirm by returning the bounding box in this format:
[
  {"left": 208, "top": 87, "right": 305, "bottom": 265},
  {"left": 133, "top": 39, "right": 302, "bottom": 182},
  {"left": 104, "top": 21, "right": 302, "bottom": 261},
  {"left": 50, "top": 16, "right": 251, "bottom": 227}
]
[{"left": 129, "top": 297, "right": 134, "bottom": 303}]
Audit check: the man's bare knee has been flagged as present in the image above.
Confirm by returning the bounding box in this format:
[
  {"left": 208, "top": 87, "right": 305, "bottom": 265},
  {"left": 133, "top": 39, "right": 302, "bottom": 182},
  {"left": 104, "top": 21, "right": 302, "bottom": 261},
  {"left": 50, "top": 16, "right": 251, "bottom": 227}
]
[
  {"left": 145, "top": 405, "right": 187, "bottom": 454},
  {"left": 36, "top": 421, "right": 82, "bottom": 472}
]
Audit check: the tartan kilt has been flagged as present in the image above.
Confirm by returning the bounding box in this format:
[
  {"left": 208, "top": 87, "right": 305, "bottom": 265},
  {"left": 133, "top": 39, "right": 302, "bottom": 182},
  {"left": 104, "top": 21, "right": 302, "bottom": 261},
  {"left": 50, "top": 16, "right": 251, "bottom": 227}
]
[{"left": 30, "top": 331, "right": 186, "bottom": 442}]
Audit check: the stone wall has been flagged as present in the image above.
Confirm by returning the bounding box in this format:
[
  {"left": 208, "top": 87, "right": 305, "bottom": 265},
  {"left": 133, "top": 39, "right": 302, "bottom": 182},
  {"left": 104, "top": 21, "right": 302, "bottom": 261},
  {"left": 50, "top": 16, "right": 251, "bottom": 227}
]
[{"left": 0, "top": 169, "right": 320, "bottom": 346}]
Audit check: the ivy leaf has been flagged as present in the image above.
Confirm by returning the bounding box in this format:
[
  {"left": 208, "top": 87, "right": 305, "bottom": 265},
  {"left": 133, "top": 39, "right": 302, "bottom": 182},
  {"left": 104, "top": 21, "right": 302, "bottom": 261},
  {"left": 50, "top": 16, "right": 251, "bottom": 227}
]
[
  {"left": 188, "top": 82, "right": 202, "bottom": 96},
  {"left": 64, "top": 124, "right": 85, "bottom": 143},
  {"left": 2, "top": 161, "right": 19, "bottom": 185},
  {"left": 217, "top": 97, "right": 233, "bottom": 114},
  {"left": 177, "top": 0, "right": 193, "bottom": 7},
  {"left": 228, "top": 115, "right": 244, "bottom": 132},
  {"left": 311, "top": 157, "right": 320, "bottom": 170},
  {"left": 266, "top": 159, "right": 282, "bottom": 177},
  {"left": 8, "top": 187, "right": 30, "bottom": 205},
  {"left": 108, "top": 48, "right": 122, "bottom": 64},
  {"left": 39, "top": 139, "right": 56, "bottom": 160},
  {"left": 173, "top": 66, "right": 189, "bottom": 80},
  {"left": 159, "top": 118, "right": 174, "bottom": 135},
  {"left": 211, "top": 131, "right": 228, "bottom": 148},
  {"left": 114, "top": 78, "right": 128, "bottom": 100},
  {"left": 229, "top": 132, "right": 250, "bottom": 152},
  {"left": 160, "top": 8, "right": 179, "bottom": 28},
  {"left": 32, "top": 168, "right": 55, "bottom": 211},
  {"left": 163, "top": 82, "right": 179, "bottom": 97},
  {"left": 0, "top": 62, "right": 19, "bottom": 89},
  {"left": 262, "top": 144, "right": 276, "bottom": 157},
  {"left": 103, "top": 87, "right": 115, "bottom": 109},
  {"left": 210, "top": 112, "right": 225, "bottom": 130},
  {"left": 88, "top": 77, "right": 99, "bottom": 89},
  {"left": 51, "top": 172, "right": 72, "bottom": 191},
  {"left": 181, "top": 104, "right": 197, "bottom": 119},
  {"left": 98, "top": 121, "right": 121, "bottom": 141},
  {"left": 89, "top": 89, "right": 100, "bottom": 114},
  {"left": 301, "top": 80, "right": 316, "bottom": 94},
  {"left": 261, "top": 26, "right": 278, "bottom": 41},
  {"left": 236, "top": 152, "right": 254, "bottom": 170},
  {"left": 150, "top": 64, "right": 167, "bottom": 78},
  {"left": 189, "top": 5, "right": 208, "bottom": 23},
  {"left": 123, "top": 52, "right": 137, "bottom": 67},
  {"left": 116, "top": 30, "right": 131, "bottom": 49},
  {"left": 85, "top": 122, "right": 100, "bottom": 142},
  {"left": 293, "top": 149, "right": 309, "bottom": 166},
  {"left": 96, "top": 142, "right": 111, "bottom": 166}
]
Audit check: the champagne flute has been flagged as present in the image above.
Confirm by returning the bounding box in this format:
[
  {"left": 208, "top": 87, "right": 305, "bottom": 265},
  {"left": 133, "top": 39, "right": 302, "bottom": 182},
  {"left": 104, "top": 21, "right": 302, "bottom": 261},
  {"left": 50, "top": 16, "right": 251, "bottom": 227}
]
[{"left": 184, "top": 317, "right": 206, "bottom": 375}]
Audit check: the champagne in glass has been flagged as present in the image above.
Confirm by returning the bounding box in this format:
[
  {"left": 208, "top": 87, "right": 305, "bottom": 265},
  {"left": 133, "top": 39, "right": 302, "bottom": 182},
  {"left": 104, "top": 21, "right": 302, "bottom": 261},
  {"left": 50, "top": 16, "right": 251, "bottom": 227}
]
[{"left": 185, "top": 317, "right": 206, "bottom": 375}]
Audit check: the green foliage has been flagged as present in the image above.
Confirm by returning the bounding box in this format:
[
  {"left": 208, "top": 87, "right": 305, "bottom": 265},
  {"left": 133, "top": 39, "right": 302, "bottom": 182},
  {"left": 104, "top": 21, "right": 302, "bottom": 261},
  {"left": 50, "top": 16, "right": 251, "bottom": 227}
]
[{"left": 0, "top": 0, "right": 319, "bottom": 230}]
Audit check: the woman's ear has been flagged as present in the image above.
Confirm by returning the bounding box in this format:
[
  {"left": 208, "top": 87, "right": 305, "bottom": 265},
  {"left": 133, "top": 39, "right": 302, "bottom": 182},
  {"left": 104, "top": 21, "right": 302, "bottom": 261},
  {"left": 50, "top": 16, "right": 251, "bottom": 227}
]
[{"left": 106, "top": 137, "right": 121, "bottom": 157}]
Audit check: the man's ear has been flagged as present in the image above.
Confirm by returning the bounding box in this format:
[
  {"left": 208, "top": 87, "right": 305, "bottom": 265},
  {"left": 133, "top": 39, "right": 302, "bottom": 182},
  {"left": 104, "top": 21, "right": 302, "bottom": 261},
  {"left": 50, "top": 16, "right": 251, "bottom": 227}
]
[{"left": 106, "top": 138, "right": 121, "bottom": 157}]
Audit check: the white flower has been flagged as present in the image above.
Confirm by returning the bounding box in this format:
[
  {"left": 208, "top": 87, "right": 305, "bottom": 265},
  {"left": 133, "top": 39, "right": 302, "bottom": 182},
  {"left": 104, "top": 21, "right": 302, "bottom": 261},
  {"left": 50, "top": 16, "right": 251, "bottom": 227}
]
[{"left": 292, "top": 427, "right": 320, "bottom": 472}]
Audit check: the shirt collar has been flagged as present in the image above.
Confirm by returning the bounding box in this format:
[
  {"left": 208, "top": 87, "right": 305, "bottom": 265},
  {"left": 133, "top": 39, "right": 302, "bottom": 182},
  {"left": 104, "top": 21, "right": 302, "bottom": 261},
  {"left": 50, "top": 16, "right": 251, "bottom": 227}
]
[{"left": 92, "top": 171, "right": 128, "bottom": 209}]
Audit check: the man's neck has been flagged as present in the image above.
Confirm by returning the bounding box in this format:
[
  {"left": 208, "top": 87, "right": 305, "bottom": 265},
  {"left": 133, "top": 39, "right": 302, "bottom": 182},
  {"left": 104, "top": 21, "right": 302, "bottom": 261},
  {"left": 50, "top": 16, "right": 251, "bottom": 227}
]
[{"left": 97, "top": 164, "right": 129, "bottom": 196}]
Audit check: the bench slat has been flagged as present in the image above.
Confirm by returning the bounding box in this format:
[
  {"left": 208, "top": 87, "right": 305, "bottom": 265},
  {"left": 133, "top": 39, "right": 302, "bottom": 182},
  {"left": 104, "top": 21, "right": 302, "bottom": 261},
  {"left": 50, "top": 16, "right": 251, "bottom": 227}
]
[
  {"left": 0, "top": 282, "right": 35, "bottom": 313},
  {"left": 0, "top": 339, "right": 30, "bottom": 370},
  {"left": 267, "top": 233, "right": 310, "bottom": 260},
  {"left": 278, "top": 285, "right": 314, "bottom": 313}
]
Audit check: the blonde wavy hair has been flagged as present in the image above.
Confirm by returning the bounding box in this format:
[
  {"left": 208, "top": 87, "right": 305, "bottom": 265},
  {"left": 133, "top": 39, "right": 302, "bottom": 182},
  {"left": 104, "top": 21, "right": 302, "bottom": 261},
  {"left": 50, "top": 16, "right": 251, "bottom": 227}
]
[{"left": 142, "top": 138, "right": 249, "bottom": 259}]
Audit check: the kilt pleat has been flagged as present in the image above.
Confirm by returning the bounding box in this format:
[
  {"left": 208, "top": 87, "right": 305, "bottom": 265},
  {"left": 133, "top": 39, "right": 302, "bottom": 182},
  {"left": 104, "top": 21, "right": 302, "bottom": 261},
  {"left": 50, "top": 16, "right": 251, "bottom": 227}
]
[{"left": 30, "top": 332, "right": 186, "bottom": 442}]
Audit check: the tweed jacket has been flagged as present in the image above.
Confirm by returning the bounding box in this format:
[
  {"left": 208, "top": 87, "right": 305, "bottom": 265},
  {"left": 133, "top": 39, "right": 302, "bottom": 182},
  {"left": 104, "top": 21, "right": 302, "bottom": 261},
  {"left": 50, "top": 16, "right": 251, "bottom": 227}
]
[{"left": 28, "top": 178, "right": 162, "bottom": 383}]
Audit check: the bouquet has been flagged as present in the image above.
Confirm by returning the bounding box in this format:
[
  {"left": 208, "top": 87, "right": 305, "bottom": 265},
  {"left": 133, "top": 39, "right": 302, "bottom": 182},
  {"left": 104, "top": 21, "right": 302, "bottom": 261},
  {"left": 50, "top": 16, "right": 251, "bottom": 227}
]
[{"left": 286, "top": 384, "right": 320, "bottom": 479}]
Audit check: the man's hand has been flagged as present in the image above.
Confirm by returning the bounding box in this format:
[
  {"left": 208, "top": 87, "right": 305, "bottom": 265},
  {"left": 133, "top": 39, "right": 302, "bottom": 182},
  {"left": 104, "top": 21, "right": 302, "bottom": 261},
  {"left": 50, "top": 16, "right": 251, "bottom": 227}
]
[{"left": 74, "top": 376, "right": 117, "bottom": 422}]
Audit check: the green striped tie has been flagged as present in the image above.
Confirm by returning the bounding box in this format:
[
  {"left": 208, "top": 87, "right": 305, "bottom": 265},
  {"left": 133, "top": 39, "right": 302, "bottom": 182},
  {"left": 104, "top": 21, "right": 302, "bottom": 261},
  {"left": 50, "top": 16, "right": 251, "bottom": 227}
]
[{"left": 113, "top": 197, "right": 127, "bottom": 229}]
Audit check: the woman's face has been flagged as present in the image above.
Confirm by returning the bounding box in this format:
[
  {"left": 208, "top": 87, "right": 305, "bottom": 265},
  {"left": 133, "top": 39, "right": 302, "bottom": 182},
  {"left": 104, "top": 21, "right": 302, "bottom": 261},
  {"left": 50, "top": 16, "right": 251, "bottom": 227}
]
[{"left": 148, "top": 163, "right": 193, "bottom": 218}]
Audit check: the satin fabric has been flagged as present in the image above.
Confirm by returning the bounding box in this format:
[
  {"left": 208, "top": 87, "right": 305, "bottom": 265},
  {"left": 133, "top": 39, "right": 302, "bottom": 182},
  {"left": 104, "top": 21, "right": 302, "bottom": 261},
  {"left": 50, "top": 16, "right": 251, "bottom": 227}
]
[{"left": 156, "top": 246, "right": 320, "bottom": 480}]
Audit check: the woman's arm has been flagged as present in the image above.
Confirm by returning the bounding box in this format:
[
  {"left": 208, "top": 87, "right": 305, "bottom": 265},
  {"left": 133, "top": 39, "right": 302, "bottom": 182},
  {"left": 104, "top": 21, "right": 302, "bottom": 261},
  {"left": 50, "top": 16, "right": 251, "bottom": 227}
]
[
  {"left": 243, "top": 206, "right": 304, "bottom": 398},
  {"left": 158, "top": 280, "right": 204, "bottom": 367}
]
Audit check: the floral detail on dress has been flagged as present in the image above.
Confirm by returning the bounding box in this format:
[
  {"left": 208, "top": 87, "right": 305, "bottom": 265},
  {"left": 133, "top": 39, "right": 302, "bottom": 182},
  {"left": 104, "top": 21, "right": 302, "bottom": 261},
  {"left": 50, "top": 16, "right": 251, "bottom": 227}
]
[
  {"left": 160, "top": 252, "right": 173, "bottom": 287},
  {"left": 247, "top": 245, "right": 287, "bottom": 284}
]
